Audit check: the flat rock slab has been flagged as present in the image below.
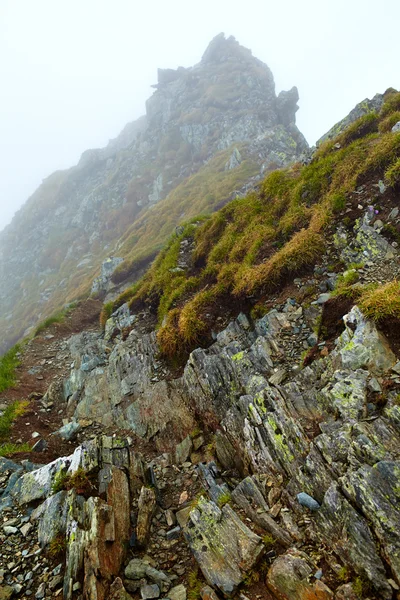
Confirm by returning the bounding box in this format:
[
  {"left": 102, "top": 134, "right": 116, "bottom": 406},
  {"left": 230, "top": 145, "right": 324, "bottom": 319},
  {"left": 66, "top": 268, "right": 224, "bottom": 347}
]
[{"left": 184, "top": 497, "right": 264, "bottom": 596}]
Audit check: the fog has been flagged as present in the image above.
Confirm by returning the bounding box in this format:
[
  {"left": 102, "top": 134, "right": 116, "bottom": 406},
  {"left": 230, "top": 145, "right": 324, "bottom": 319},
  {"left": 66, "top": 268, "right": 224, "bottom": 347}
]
[{"left": 1, "top": 0, "right": 399, "bottom": 232}]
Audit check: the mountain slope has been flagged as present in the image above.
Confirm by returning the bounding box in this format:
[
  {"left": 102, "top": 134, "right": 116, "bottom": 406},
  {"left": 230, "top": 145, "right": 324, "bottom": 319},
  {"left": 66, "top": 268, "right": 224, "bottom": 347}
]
[{"left": 0, "top": 33, "right": 307, "bottom": 353}]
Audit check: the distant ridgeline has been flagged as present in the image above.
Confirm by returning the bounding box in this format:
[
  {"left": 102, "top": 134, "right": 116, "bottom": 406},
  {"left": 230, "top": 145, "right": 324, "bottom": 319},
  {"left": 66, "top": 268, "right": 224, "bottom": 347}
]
[{"left": 0, "top": 33, "right": 308, "bottom": 352}]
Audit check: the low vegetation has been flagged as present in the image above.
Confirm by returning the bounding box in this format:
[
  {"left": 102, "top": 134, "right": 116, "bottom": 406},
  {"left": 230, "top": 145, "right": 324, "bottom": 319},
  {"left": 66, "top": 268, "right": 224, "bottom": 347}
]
[
  {"left": 34, "top": 302, "right": 78, "bottom": 336},
  {"left": 0, "top": 400, "right": 30, "bottom": 456},
  {"left": 52, "top": 467, "right": 95, "bottom": 497},
  {"left": 105, "top": 89, "right": 400, "bottom": 358},
  {"left": 0, "top": 345, "right": 21, "bottom": 393}
]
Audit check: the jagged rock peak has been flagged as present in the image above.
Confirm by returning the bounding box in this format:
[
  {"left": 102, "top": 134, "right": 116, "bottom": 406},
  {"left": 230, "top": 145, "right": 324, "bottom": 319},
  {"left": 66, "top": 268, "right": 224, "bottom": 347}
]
[{"left": 201, "top": 32, "right": 252, "bottom": 64}]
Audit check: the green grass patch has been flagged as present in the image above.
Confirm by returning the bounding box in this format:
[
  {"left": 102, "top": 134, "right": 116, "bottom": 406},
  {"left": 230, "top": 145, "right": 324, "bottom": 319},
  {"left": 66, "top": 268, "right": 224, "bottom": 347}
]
[
  {"left": 0, "top": 345, "right": 21, "bottom": 393},
  {"left": 34, "top": 302, "right": 78, "bottom": 336},
  {"left": 0, "top": 400, "right": 30, "bottom": 457},
  {"left": 0, "top": 442, "right": 31, "bottom": 457}
]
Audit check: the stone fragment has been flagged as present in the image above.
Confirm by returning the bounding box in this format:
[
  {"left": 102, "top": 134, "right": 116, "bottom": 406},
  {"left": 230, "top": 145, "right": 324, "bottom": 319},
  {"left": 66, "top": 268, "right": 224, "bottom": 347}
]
[
  {"left": 125, "top": 559, "right": 147, "bottom": 580},
  {"left": 35, "top": 582, "right": 46, "bottom": 599},
  {"left": 3, "top": 525, "right": 17, "bottom": 535},
  {"left": 184, "top": 497, "right": 264, "bottom": 596},
  {"left": 268, "top": 368, "right": 287, "bottom": 386},
  {"left": 296, "top": 492, "right": 320, "bottom": 511},
  {"left": 136, "top": 486, "right": 156, "bottom": 548},
  {"left": 140, "top": 584, "right": 160, "bottom": 599},
  {"left": 176, "top": 506, "right": 193, "bottom": 528},
  {"left": 55, "top": 420, "right": 81, "bottom": 441},
  {"left": 109, "top": 578, "right": 134, "bottom": 600},
  {"left": 20, "top": 522, "right": 32, "bottom": 536},
  {"left": 166, "top": 526, "right": 181, "bottom": 540},
  {"left": 32, "top": 438, "right": 48, "bottom": 452},
  {"left": 32, "top": 491, "right": 68, "bottom": 547},
  {"left": 267, "top": 549, "right": 334, "bottom": 599},
  {"left": 175, "top": 436, "right": 193, "bottom": 464},
  {"left": 200, "top": 586, "right": 220, "bottom": 600},
  {"left": 334, "top": 583, "right": 359, "bottom": 600},
  {"left": 168, "top": 585, "right": 187, "bottom": 600},
  {"left": 335, "top": 306, "right": 396, "bottom": 374}
]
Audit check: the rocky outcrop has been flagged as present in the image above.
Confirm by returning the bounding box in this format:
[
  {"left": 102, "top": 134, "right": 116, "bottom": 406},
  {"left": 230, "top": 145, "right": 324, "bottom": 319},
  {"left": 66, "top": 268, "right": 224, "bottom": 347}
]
[
  {"left": 0, "top": 33, "right": 308, "bottom": 353},
  {"left": 318, "top": 93, "right": 385, "bottom": 144},
  {"left": 184, "top": 496, "right": 264, "bottom": 596}
]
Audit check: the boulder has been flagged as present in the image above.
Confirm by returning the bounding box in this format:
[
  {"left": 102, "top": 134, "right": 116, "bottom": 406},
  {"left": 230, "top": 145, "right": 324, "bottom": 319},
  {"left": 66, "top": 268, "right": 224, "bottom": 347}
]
[
  {"left": 267, "top": 549, "right": 334, "bottom": 599},
  {"left": 184, "top": 496, "right": 264, "bottom": 596}
]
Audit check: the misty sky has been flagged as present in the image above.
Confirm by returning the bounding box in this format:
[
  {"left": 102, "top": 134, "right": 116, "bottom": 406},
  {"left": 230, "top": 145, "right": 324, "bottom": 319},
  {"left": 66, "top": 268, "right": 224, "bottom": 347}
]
[{"left": 1, "top": 0, "right": 399, "bottom": 233}]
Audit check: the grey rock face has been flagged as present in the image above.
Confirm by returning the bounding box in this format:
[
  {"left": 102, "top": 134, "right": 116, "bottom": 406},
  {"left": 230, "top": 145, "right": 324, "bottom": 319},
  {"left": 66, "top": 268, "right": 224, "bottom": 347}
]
[
  {"left": 184, "top": 497, "right": 264, "bottom": 595},
  {"left": 318, "top": 93, "right": 384, "bottom": 144},
  {"left": 91, "top": 257, "right": 124, "bottom": 296}
]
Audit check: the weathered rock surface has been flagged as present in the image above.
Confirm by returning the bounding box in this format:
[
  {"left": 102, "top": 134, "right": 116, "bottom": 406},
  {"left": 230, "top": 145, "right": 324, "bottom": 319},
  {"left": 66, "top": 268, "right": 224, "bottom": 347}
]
[
  {"left": 184, "top": 496, "right": 264, "bottom": 596},
  {"left": 267, "top": 549, "right": 334, "bottom": 599}
]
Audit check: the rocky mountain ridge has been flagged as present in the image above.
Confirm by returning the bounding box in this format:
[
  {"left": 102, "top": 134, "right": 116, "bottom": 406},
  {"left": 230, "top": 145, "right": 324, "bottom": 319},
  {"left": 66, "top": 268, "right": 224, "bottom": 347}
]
[
  {"left": 2, "top": 181, "right": 400, "bottom": 598},
  {"left": 1, "top": 41, "right": 400, "bottom": 600},
  {"left": 0, "top": 33, "right": 307, "bottom": 353}
]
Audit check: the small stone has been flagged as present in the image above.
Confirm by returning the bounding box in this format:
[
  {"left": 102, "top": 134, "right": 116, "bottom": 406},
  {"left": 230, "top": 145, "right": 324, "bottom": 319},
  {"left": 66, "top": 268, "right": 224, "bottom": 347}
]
[
  {"left": 165, "top": 509, "right": 176, "bottom": 527},
  {"left": 166, "top": 526, "right": 181, "bottom": 540},
  {"left": 3, "top": 526, "right": 18, "bottom": 535},
  {"left": 316, "top": 293, "right": 331, "bottom": 305},
  {"left": 200, "top": 586, "right": 220, "bottom": 600},
  {"left": 175, "top": 436, "right": 193, "bottom": 465},
  {"left": 168, "top": 585, "right": 187, "bottom": 600},
  {"left": 13, "top": 583, "right": 23, "bottom": 594},
  {"left": 72, "top": 582, "right": 81, "bottom": 592},
  {"left": 140, "top": 583, "right": 160, "bottom": 599},
  {"left": 178, "top": 491, "right": 188, "bottom": 505},
  {"left": 307, "top": 333, "right": 318, "bottom": 348},
  {"left": 388, "top": 578, "right": 400, "bottom": 591},
  {"left": 20, "top": 523, "right": 33, "bottom": 537},
  {"left": 314, "top": 569, "right": 323, "bottom": 580},
  {"left": 31, "top": 439, "right": 47, "bottom": 452},
  {"left": 35, "top": 582, "right": 46, "bottom": 599},
  {"left": 392, "top": 362, "right": 400, "bottom": 375},
  {"left": 297, "top": 492, "right": 320, "bottom": 511},
  {"left": 268, "top": 369, "right": 287, "bottom": 386},
  {"left": 31, "top": 432, "right": 40, "bottom": 439},
  {"left": 368, "top": 377, "right": 382, "bottom": 393}
]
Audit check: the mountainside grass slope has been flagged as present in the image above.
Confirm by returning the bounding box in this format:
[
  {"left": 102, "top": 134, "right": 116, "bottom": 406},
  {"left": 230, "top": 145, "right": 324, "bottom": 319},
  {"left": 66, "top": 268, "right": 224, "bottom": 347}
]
[{"left": 104, "top": 89, "right": 400, "bottom": 358}]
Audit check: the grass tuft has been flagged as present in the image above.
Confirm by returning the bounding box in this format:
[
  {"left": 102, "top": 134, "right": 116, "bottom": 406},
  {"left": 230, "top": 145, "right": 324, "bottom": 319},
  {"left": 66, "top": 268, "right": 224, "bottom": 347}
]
[
  {"left": 358, "top": 280, "right": 400, "bottom": 321},
  {"left": 0, "top": 345, "right": 21, "bottom": 393}
]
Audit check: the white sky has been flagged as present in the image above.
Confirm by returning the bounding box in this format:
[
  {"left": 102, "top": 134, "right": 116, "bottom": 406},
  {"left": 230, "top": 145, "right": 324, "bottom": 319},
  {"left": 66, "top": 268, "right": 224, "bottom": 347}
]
[{"left": 1, "top": 0, "right": 399, "bottom": 232}]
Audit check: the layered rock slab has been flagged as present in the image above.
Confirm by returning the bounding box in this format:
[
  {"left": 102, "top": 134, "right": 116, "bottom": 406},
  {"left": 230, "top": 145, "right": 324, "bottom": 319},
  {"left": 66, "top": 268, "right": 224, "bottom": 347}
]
[{"left": 184, "top": 496, "right": 264, "bottom": 596}]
